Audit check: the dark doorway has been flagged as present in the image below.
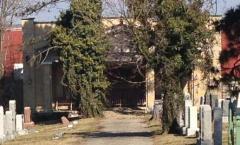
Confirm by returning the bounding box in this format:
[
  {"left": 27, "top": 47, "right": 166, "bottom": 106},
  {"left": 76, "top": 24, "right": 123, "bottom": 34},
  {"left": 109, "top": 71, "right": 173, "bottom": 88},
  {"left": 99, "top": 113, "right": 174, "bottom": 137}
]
[{"left": 106, "top": 64, "right": 145, "bottom": 107}]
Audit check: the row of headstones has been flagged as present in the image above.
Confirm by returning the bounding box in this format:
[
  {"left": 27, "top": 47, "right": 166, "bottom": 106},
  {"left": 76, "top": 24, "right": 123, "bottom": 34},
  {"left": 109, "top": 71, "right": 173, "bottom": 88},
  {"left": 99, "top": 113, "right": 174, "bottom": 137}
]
[
  {"left": 0, "top": 100, "right": 34, "bottom": 143},
  {"left": 180, "top": 98, "right": 230, "bottom": 145},
  {"left": 198, "top": 98, "right": 230, "bottom": 145},
  {"left": 203, "top": 94, "right": 230, "bottom": 123}
]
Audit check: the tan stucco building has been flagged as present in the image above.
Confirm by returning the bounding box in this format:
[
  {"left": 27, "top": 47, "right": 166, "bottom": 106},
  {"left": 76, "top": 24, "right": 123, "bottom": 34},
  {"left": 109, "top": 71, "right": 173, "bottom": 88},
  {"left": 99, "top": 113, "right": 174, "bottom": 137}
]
[{"left": 22, "top": 16, "right": 225, "bottom": 112}]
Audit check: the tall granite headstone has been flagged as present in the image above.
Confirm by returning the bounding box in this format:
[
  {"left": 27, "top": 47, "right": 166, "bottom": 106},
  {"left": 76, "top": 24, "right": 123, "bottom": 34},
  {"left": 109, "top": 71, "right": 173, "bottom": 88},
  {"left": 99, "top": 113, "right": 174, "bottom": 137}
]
[
  {"left": 198, "top": 105, "right": 212, "bottom": 145},
  {"left": 187, "top": 106, "right": 198, "bottom": 136},
  {"left": 9, "top": 100, "right": 16, "bottom": 134},
  {"left": 5, "top": 111, "right": 14, "bottom": 140},
  {"left": 182, "top": 99, "right": 193, "bottom": 135},
  {"left": 214, "top": 108, "right": 223, "bottom": 145}
]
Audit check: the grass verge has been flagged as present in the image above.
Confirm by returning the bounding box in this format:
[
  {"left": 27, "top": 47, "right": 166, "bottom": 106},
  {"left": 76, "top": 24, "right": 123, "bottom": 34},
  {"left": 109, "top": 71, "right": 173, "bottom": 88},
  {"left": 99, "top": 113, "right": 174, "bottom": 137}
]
[
  {"left": 147, "top": 119, "right": 197, "bottom": 145},
  {"left": 4, "top": 118, "right": 99, "bottom": 145}
]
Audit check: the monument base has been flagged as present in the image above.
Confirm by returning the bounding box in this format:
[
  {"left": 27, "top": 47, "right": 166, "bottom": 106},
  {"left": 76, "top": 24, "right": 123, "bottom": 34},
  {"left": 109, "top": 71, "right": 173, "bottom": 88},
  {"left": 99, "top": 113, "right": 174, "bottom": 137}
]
[
  {"left": 187, "top": 128, "right": 199, "bottom": 136},
  {"left": 182, "top": 126, "right": 188, "bottom": 135},
  {"left": 24, "top": 121, "right": 35, "bottom": 129},
  {"left": 196, "top": 139, "right": 213, "bottom": 145}
]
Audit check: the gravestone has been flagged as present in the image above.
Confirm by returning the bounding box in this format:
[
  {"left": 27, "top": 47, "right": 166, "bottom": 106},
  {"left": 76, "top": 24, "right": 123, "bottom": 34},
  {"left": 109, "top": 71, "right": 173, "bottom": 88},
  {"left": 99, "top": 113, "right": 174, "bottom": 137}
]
[
  {"left": 24, "top": 107, "right": 31, "bottom": 123},
  {"left": 61, "top": 116, "right": 70, "bottom": 126},
  {"left": 9, "top": 100, "right": 16, "bottom": 134},
  {"left": 152, "top": 100, "right": 163, "bottom": 120},
  {"left": 5, "top": 111, "right": 14, "bottom": 140},
  {"left": 205, "top": 93, "right": 218, "bottom": 109},
  {"left": 182, "top": 99, "right": 193, "bottom": 135},
  {"left": 24, "top": 107, "right": 34, "bottom": 129},
  {"left": 222, "top": 100, "right": 230, "bottom": 123},
  {"left": 214, "top": 108, "right": 222, "bottom": 145},
  {"left": 198, "top": 105, "right": 212, "bottom": 145},
  {"left": 187, "top": 106, "right": 198, "bottom": 136},
  {"left": 205, "top": 92, "right": 211, "bottom": 105},
  {"left": 0, "top": 106, "right": 5, "bottom": 142},
  {"left": 16, "top": 114, "right": 24, "bottom": 133},
  {"left": 178, "top": 111, "right": 184, "bottom": 128}
]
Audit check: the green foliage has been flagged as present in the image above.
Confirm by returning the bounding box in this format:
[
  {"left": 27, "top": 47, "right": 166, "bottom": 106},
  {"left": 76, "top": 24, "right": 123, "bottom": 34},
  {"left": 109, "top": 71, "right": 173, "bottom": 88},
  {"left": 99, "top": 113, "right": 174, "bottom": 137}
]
[
  {"left": 128, "top": 0, "right": 214, "bottom": 131},
  {"left": 51, "top": 0, "right": 109, "bottom": 117}
]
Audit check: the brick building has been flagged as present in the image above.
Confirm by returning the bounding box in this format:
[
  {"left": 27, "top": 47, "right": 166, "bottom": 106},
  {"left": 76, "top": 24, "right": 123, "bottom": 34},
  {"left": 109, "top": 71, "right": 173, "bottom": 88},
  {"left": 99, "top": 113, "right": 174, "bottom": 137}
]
[
  {"left": 0, "top": 27, "right": 23, "bottom": 112},
  {"left": 1, "top": 27, "right": 23, "bottom": 77}
]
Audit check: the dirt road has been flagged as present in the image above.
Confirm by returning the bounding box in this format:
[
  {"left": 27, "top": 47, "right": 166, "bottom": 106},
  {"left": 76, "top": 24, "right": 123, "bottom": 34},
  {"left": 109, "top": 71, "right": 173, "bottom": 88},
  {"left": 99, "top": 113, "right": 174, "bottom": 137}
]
[{"left": 84, "top": 110, "right": 153, "bottom": 145}]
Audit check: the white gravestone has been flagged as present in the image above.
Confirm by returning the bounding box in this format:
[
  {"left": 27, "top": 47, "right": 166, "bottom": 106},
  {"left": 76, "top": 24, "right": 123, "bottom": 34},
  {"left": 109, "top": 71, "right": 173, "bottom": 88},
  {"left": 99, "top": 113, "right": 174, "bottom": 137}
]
[
  {"left": 9, "top": 100, "right": 16, "bottom": 134},
  {"left": 182, "top": 99, "right": 193, "bottom": 135},
  {"left": 16, "top": 114, "right": 24, "bottom": 133},
  {"left": 178, "top": 111, "right": 184, "bottom": 127},
  {"left": 187, "top": 106, "right": 198, "bottom": 136},
  {"left": 0, "top": 106, "right": 5, "bottom": 142},
  {"left": 199, "top": 105, "right": 213, "bottom": 145},
  {"left": 5, "top": 111, "right": 14, "bottom": 140}
]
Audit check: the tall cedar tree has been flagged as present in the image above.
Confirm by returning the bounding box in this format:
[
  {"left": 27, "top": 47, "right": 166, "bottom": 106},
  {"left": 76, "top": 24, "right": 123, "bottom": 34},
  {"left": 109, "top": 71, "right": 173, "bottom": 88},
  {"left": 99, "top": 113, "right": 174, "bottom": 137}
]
[
  {"left": 127, "top": 0, "right": 214, "bottom": 131},
  {"left": 51, "top": 0, "right": 109, "bottom": 117}
]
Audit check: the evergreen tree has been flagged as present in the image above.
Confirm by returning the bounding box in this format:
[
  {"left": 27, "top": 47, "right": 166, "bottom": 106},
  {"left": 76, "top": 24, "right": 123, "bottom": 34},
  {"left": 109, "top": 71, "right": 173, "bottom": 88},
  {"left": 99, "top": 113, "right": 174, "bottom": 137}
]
[
  {"left": 51, "top": 0, "right": 109, "bottom": 117},
  {"left": 127, "top": 0, "right": 214, "bottom": 131}
]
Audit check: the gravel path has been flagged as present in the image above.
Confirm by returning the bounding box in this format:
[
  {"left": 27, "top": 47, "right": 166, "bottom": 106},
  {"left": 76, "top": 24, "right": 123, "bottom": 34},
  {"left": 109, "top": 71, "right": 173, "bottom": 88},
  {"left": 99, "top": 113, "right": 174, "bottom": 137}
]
[{"left": 84, "top": 111, "right": 153, "bottom": 145}]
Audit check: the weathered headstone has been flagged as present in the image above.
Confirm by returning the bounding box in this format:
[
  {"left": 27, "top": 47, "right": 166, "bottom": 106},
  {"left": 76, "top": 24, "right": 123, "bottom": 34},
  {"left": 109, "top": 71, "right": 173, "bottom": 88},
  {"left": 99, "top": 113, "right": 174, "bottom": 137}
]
[
  {"left": 61, "top": 116, "right": 70, "bottom": 126},
  {"left": 152, "top": 100, "right": 163, "bottom": 120},
  {"left": 24, "top": 107, "right": 34, "bottom": 129},
  {"left": 214, "top": 108, "right": 222, "bottom": 145},
  {"left": 5, "top": 111, "right": 14, "bottom": 140},
  {"left": 178, "top": 111, "right": 184, "bottom": 128},
  {"left": 16, "top": 114, "right": 24, "bottom": 133},
  {"left": 205, "top": 92, "right": 211, "bottom": 105},
  {"left": 24, "top": 107, "right": 31, "bottom": 123},
  {"left": 182, "top": 99, "right": 193, "bottom": 135},
  {"left": 9, "top": 100, "right": 16, "bottom": 134},
  {"left": 198, "top": 105, "right": 212, "bottom": 145},
  {"left": 0, "top": 106, "right": 5, "bottom": 142},
  {"left": 187, "top": 106, "right": 198, "bottom": 136},
  {"left": 222, "top": 100, "right": 230, "bottom": 123}
]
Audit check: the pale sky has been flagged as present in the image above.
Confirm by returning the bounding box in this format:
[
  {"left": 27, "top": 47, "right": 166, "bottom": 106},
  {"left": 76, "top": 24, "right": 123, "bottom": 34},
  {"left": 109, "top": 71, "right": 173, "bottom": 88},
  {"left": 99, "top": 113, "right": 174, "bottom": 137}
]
[{"left": 22, "top": 0, "right": 240, "bottom": 23}]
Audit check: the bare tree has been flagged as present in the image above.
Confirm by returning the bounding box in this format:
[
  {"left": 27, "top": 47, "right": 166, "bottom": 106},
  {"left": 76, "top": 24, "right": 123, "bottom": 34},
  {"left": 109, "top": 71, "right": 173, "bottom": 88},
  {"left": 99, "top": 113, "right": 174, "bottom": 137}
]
[{"left": 0, "top": 0, "right": 31, "bottom": 76}]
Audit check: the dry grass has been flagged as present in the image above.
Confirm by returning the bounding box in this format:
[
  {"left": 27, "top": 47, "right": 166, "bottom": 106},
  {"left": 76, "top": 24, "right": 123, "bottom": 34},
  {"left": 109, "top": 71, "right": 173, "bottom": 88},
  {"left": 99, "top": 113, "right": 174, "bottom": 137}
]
[
  {"left": 4, "top": 118, "right": 99, "bottom": 145},
  {"left": 223, "top": 123, "right": 228, "bottom": 145},
  {"left": 154, "top": 133, "right": 196, "bottom": 145},
  {"left": 149, "top": 120, "right": 229, "bottom": 145},
  {"left": 148, "top": 120, "right": 197, "bottom": 145}
]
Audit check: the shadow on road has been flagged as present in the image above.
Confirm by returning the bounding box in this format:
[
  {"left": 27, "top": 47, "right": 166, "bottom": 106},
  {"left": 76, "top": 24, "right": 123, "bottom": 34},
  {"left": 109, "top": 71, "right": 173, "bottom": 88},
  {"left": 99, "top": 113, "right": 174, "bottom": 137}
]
[{"left": 68, "top": 131, "right": 153, "bottom": 138}]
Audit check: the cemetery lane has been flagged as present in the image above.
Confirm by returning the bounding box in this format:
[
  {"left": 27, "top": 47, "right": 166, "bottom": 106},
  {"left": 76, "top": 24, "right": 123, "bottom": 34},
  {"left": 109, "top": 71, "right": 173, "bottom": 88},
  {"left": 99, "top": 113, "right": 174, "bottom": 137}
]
[{"left": 84, "top": 110, "right": 153, "bottom": 145}]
